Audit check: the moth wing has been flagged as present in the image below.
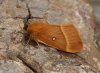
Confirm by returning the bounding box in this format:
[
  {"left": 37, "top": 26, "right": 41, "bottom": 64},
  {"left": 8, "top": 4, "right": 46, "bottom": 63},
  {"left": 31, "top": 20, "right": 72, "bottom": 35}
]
[
  {"left": 36, "top": 25, "right": 67, "bottom": 51},
  {"left": 36, "top": 24, "right": 83, "bottom": 53},
  {"left": 61, "top": 24, "right": 83, "bottom": 52}
]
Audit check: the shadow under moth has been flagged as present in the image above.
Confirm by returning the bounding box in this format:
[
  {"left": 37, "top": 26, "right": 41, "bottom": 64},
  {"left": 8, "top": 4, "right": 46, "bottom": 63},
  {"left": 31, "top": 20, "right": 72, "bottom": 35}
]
[{"left": 23, "top": 20, "right": 83, "bottom": 53}]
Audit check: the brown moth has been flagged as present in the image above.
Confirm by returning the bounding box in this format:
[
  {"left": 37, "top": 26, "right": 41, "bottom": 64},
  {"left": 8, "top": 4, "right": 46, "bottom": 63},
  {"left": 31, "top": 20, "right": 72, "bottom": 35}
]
[{"left": 25, "top": 20, "right": 83, "bottom": 53}]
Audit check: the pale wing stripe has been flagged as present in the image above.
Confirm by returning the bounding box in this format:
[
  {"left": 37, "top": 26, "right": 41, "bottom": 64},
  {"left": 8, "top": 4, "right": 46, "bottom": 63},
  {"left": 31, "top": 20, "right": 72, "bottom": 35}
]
[{"left": 60, "top": 25, "right": 68, "bottom": 52}]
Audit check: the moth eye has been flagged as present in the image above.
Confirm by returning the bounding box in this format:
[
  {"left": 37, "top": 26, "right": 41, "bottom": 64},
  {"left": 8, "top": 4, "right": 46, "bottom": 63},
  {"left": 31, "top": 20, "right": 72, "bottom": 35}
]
[{"left": 52, "top": 37, "right": 56, "bottom": 41}]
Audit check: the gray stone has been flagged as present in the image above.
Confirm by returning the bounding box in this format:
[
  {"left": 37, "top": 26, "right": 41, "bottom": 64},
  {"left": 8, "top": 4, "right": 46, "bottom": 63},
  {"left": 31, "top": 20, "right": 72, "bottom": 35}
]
[
  {"left": 0, "top": 0, "right": 100, "bottom": 73},
  {"left": 28, "top": 0, "right": 49, "bottom": 18},
  {"left": 0, "top": 60, "right": 25, "bottom": 73},
  {"left": 0, "top": 42, "right": 6, "bottom": 49},
  {"left": 0, "top": 29, "right": 2, "bottom": 37},
  {"left": 0, "top": 0, "right": 28, "bottom": 19},
  {"left": 94, "top": 22, "right": 100, "bottom": 49}
]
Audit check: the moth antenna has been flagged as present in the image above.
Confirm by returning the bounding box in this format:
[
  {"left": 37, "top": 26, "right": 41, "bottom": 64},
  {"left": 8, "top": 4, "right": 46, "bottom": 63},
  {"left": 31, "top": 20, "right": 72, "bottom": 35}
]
[
  {"left": 24, "top": 37, "right": 31, "bottom": 46},
  {"left": 18, "top": 20, "right": 27, "bottom": 34}
]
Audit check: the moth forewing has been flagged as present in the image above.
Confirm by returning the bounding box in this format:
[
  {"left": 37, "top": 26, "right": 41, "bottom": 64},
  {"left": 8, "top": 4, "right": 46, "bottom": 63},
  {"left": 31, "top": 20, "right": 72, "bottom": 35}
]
[{"left": 27, "top": 20, "right": 83, "bottom": 53}]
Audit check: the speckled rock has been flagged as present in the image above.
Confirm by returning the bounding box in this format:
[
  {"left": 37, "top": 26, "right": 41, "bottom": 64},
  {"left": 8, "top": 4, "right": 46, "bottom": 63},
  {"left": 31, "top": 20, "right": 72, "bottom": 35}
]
[
  {"left": 0, "top": 0, "right": 28, "bottom": 19},
  {"left": 0, "top": 0, "right": 100, "bottom": 73},
  {"left": 0, "top": 60, "right": 24, "bottom": 73},
  {"left": 27, "top": 0, "right": 49, "bottom": 18},
  {"left": 0, "top": 55, "right": 34, "bottom": 73},
  {"left": 94, "top": 21, "right": 100, "bottom": 49},
  {"left": 0, "top": 42, "right": 6, "bottom": 49}
]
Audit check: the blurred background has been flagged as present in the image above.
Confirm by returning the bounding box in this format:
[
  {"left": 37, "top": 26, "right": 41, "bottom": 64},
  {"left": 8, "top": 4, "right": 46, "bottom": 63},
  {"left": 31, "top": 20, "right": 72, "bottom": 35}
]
[{"left": 88, "top": 0, "right": 100, "bottom": 20}]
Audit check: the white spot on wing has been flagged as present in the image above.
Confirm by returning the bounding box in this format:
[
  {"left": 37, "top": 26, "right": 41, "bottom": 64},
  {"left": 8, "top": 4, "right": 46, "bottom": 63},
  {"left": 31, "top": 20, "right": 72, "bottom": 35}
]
[{"left": 52, "top": 37, "right": 56, "bottom": 41}]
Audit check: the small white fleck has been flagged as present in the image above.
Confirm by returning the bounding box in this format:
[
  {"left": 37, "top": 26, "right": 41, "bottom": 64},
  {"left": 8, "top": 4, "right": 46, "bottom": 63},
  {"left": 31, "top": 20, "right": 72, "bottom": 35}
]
[{"left": 52, "top": 37, "right": 56, "bottom": 41}]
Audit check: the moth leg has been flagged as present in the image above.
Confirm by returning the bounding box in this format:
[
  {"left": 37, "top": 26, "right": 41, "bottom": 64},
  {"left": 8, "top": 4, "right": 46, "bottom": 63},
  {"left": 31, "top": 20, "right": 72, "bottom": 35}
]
[
  {"left": 37, "top": 41, "right": 40, "bottom": 49},
  {"left": 30, "top": 35, "right": 40, "bottom": 48},
  {"left": 34, "top": 39, "right": 40, "bottom": 49},
  {"left": 24, "top": 37, "right": 31, "bottom": 46}
]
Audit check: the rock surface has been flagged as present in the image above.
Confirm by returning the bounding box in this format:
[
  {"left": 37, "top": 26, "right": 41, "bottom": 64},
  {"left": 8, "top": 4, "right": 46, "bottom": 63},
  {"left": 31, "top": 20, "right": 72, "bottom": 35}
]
[{"left": 0, "top": 0, "right": 100, "bottom": 73}]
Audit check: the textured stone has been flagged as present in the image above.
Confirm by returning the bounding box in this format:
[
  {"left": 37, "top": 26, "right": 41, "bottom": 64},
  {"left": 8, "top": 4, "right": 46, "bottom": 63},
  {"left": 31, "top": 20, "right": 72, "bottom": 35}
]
[
  {"left": 0, "top": 60, "right": 25, "bottom": 73},
  {"left": 14, "top": 60, "right": 34, "bottom": 73},
  {"left": 0, "top": 42, "right": 6, "bottom": 49},
  {"left": 0, "top": 0, "right": 28, "bottom": 19},
  {"left": 0, "top": 0, "right": 100, "bottom": 73},
  {"left": 94, "top": 22, "right": 100, "bottom": 49},
  {"left": 0, "top": 18, "right": 24, "bottom": 45},
  {"left": 26, "top": 0, "right": 49, "bottom": 18},
  {"left": 0, "top": 29, "right": 2, "bottom": 37}
]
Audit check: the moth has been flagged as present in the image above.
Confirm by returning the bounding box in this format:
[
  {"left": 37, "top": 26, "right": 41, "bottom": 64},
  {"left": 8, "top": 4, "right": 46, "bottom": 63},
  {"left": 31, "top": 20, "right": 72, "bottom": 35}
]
[{"left": 23, "top": 20, "right": 83, "bottom": 53}]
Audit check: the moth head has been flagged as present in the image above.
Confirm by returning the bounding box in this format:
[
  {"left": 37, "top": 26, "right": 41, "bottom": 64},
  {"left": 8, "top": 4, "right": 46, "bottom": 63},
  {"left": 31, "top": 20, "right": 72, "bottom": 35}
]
[{"left": 27, "top": 20, "right": 45, "bottom": 35}]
